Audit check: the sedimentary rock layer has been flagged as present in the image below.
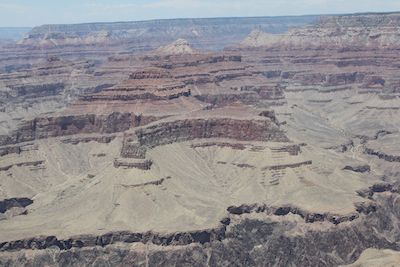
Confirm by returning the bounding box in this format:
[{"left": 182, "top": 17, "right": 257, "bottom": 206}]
[
  {"left": 17, "top": 16, "right": 318, "bottom": 50},
  {"left": 121, "top": 118, "right": 288, "bottom": 159},
  {"left": 0, "top": 113, "right": 158, "bottom": 146},
  {"left": 0, "top": 191, "right": 399, "bottom": 266},
  {"left": 1, "top": 12, "right": 400, "bottom": 267}
]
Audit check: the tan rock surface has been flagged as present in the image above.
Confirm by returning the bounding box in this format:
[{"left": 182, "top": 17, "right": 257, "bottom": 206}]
[
  {"left": 342, "top": 249, "right": 400, "bottom": 267},
  {"left": 0, "top": 12, "right": 400, "bottom": 267}
]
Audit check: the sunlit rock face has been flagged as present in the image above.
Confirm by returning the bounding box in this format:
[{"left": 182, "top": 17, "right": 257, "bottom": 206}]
[
  {"left": 239, "top": 13, "right": 400, "bottom": 50},
  {"left": 1, "top": 12, "right": 400, "bottom": 267}
]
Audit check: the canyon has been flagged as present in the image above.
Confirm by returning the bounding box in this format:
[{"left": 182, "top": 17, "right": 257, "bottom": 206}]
[{"left": 0, "top": 12, "right": 400, "bottom": 266}]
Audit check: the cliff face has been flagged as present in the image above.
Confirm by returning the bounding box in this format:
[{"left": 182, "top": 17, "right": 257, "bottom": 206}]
[
  {"left": 135, "top": 118, "right": 287, "bottom": 147},
  {"left": 120, "top": 118, "right": 287, "bottom": 160},
  {"left": 17, "top": 16, "right": 318, "bottom": 50},
  {"left": 1, "top": 12, "right": 400, "bottom": 267},
  {"left": 239, "top": 13, "right": 400, "bottom": 50},
  {"left": 1, "top": 190, "right": 400, "bottom": 266},
  {"left": 0, "top": 113, "right": 159, "bottom": 146}
]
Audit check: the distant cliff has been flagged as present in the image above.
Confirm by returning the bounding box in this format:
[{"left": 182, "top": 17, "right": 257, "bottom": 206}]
[
  {"left": 18, "top": 16, "right": 318, "bottom": 50},
  {"left": 239, "top": 12, "right": 400, "bottom": 50}
]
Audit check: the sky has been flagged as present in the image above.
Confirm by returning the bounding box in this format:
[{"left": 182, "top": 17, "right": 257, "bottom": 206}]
[{"left": 1, "top": 0, "right": 400, "bottom": 27}]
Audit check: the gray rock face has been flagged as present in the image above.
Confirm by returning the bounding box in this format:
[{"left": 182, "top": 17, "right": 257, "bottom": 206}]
[
  {"left": 364, "top": 147, "right": 400, "bottom": 162},
  {"left": 0, "top": 192, "right": 399, "bottom": 267},
  {"left": 343, "top": 165, "right": 371, "bottom": 173},
  {"left": 0, "top": 198, "right": 33, "bottom": 214}
]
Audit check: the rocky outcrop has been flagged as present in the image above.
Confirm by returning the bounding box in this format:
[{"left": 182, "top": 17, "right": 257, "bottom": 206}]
[
  {"left": 153, "top": 54, "right": 242, "bottom": 69},
  {"left": 82, "top": 66, "right": 193, "bottom": 102},
  {"left": 60, "top": 135, "right": 116, "bottom": 145},
  {"left": 0, "top": 113, "right": 158, "bottom": 146},
  {"left": 269, "top": 144, "right": 301, "bottom": 155},
  {"left": 113, "top": 158, "right": 153, "bottom": 170},
  {"left": 239, "top": 13, "right": 400, "bottom": 50},
  {"left": 232, "top": 163, "right": 256, "bottom": 169},
  {"left": 121, "top": 118, "right": 288, "bottom": 158},
  {"left": 364, "top": 147, "right": 400, "bottom": 162},
  {"left": 292, "top": 72, "right": 365, "bottom": 87},
  {"left": 227, "top": 203, "right": 359, "bottom": 225},
  {"left": 129, "top": 68, "right": 172, "bottom": 79},
  {"left": 262, "top": 160, "right": 312, "bottom": 171},
  {"left": 81, "top": 89, "right": 191, "bottom": 102},
  {"left": 0, "top": 198, "right": 33, "bottom": 214},
  {"left": 1, "top": 192, "right": 400, "bottom": 266},
  {"left": 6, "top": 83, "right": 65, "bottom": 99},
  {"left": 120, "top": 141, "right": 147, "bottom": 159},
  {"left": 194, "top": 93, "right": 259, "bottom": 107},
  {"left": 137, "top": 118, "right": 287, "bottom": 147},
  {"left": 191, "top": 142, "right": 246, "bottom": 150},
  {"left": 259, "top": 110, "right": 280, "bottom": 124},
  {"left": 0, "top": 161, "right": 44, "bottom": 172},
  {"left": 224, "top": 84, "right": 286, "bottom": 105},
  {"left": 0, "top": 143, "right": 38, "bottom": 157},
  {"left": 120, "top": 176, "right": 171, "bottom": 188},
  {"left": 0, "top": 225, "right": 227, "bottom": 252},
  {"left": 343, "top": 165, "right": 371, "bottom": 173},
  {"left": 0, "top": 145, "right": 22, "bottom": 157},
  {"left": 357, "top": 182, "right": 399, "bottom": 199}
]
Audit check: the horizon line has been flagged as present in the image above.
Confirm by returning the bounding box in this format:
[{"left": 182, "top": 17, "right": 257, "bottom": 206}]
[{"left": 1, "top": 10, "right": 400, "bottom": 29}]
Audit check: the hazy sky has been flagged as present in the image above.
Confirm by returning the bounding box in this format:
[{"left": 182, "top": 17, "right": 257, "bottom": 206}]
[{"left": 1, "top": 0, "right": 400, "bottom": 27}]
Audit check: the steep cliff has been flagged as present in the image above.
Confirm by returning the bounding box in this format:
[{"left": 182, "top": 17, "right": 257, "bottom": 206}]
[{"left": 240, "top": 13, "right": 400, "bottom": 50}]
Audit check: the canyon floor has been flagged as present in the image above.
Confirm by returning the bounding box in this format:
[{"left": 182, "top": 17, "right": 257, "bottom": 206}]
[{"left": 0, "top": 13, "right": 400, "bottom": 267}]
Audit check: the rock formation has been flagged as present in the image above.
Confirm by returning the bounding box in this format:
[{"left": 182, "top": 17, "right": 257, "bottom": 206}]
[
  {"left": 154, "top": 39, "right": 197, "bottom": 55},
  {"left": 15, "top": 16, "right": 317, "bottom": 50},
  {"left": 0, "top": 12, "right": 400, "bottom": 267},
  {"left": 239, "top": 13, "right": 400, "bottom": 50}
]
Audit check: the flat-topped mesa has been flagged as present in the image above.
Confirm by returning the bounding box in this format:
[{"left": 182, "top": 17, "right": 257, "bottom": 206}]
[
  {"left": 83, "top": 50, "right": 256, "bottom": 107},
  {"left": 239, "top": 13, "right": 400, "bottom": 51},
  {"left": 141, "top": 50, "right": 282, "bottom": 107},
  {"left": 154, "top": 39, "right": 197, "bottom": 55},
  {"left": 81, "top": 67, "right": 191, "bottom": 102},
  {"left": 121, "top": 117, "right": 288, "bottom": 159},
  {"left": 17, "top": 29, "right": 113, "bottom": 47}
]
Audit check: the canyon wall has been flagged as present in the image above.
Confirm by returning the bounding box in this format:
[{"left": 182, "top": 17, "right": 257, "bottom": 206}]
[
  {"left": 1, "top": 12, "right": 400, "bottom": 267},
  {"left": 18, "top": 16, "right": 318, "bottom": 50}
]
